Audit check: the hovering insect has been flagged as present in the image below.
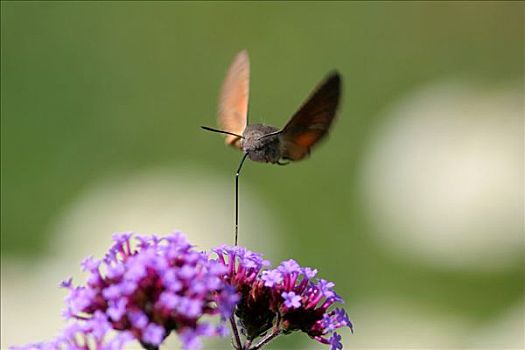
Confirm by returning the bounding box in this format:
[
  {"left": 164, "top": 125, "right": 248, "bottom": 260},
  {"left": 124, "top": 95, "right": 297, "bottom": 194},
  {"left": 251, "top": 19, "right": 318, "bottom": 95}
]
[
  {"left": 202, "top": 50, "right": 342, "bottom": 165},
  {"left": 202, "top": 50, "right": 342, "bottom": 245}
]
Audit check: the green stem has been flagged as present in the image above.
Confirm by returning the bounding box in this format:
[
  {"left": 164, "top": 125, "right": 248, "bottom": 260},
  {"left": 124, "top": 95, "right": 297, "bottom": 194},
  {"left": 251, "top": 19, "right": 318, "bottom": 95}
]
[
  {"left": 249, "top": 329, "right": 281, "bottom": 350},
  {"left": 230, "top": 315, "right": 243, "bottom": 350}
]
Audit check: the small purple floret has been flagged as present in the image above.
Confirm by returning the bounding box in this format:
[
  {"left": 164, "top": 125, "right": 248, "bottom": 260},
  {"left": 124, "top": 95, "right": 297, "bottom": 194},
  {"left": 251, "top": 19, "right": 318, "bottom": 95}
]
[
  {"left": 261, "top": 270, "right": 283, "bottom": 287},
  {"left": 142, "top": 323, "right": 166, "bottom": 346},
  {"left": 329, "top": 332, "right": 343, "bottom": 350},
  {"left": 278, "top": 259, "right": 301, "bottom": 274},
  {"left": 282, "top": 291, "right": 302, "bottom": 309}
]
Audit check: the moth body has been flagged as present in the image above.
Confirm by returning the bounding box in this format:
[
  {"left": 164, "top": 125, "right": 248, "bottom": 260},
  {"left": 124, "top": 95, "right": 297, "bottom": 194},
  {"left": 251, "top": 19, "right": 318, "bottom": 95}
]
[
  {"left": 242, "top": 124, "right": 281, "bottom": 163},
  {"left": 208, "top": 50, "right": 341, "bottom": 165},
  {"left": 202, "top": 50, "right": 341, "bottom": 246}
]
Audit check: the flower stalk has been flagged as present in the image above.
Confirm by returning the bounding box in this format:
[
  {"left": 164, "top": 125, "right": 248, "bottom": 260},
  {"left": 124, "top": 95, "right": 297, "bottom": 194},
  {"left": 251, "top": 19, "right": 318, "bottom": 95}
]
[{"left": 230, "top": 315, "right": 243, "bottom": 350}]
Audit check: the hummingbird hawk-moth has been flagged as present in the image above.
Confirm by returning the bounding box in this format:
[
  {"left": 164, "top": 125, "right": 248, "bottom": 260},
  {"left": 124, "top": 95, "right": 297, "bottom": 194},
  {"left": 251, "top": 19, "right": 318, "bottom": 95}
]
[
  {"left": 202, "top": 50, "right": 341, "bottom": 245},
  {"left": 202, "top": 50, "right": 342, "bottom": 164}
]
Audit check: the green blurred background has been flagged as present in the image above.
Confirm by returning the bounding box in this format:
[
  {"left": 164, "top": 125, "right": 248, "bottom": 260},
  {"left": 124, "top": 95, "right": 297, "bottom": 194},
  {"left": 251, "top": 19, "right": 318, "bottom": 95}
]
[{"left": 1, "top": 2, "right": 523, "bottom": 349}]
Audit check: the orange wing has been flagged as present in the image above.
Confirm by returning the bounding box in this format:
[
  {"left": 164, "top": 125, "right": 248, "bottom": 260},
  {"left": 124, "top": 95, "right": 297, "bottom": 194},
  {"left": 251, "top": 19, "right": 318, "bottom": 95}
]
[
  {"left": 217, "top": 50, "right": 250, "bottom": 149},
  {"left": 281, "top": 72, "right": 341, "bottom": 161}
]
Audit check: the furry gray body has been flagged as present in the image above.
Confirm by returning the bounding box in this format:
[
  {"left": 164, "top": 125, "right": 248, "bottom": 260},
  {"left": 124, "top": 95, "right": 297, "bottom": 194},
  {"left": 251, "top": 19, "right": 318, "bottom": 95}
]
[{"left": 241, "top": 124, "right": 281, "bottom": 163}]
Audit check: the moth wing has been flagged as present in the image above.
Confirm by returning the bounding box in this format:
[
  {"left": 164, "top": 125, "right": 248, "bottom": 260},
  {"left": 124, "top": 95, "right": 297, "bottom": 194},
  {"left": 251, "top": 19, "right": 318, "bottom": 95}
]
[
  {"left": 280, "top": 72, "right": 341, "bottom": 161},
  {"left": 218, "top": 50, "right": 250, "bottom": 149}
]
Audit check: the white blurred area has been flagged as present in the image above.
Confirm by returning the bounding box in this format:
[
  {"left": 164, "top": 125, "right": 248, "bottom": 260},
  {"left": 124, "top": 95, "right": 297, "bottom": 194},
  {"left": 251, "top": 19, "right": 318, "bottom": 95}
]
[
  {"left": 344, "top": 298, "right": 524, "bottom": 349},
  {"left": 466, "top": 301, "right": 525, "bottom": 349},
  {"left": 344, "top": 297, "right": 469, "bottom": 349},
  {"left": 360, "top": 81, "right": 524, "bottom": 271},
  {"left": 1, "top": 165, "right": 283, "bottom": 348}
]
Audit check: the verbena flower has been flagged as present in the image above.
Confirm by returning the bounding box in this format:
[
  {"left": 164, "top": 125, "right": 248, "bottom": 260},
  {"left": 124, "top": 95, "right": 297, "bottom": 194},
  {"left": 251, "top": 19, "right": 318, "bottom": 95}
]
[
  {"left": 213, "top": 246, "right": 353, "bottom": 350},
  {"left": 11, "top": 235, "right": 352, "bottom": 350},
  {"left": 13, "top": 232, "right": 238, "bottom": 350}
]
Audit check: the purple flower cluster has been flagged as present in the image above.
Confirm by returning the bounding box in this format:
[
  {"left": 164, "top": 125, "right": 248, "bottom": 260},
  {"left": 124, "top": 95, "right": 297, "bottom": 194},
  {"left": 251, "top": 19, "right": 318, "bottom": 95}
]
[
  {"left": 13, "top": 232, "right": 239, "bottom": 350},
  {"left": 11, "top": 235, "right": 353, "bottom": 350},
  {"left": 213, "top": 246, "right": 352, "bottom": 350}
]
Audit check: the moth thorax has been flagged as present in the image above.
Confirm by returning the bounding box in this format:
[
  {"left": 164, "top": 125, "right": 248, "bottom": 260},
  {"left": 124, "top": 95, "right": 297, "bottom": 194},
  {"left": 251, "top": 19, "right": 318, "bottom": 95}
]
[{"left": 242, "top": 124, "right": 282, "bottom": 163}]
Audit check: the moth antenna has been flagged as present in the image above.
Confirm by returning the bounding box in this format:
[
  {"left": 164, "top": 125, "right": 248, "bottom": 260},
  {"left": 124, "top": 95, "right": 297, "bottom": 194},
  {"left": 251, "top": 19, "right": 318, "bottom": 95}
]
[
  {"left": 258, "top": 130, "right": 282, "bottom": 140},
  {"left": 201, "top": 126, "right": 245, "bottom": 139}
]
